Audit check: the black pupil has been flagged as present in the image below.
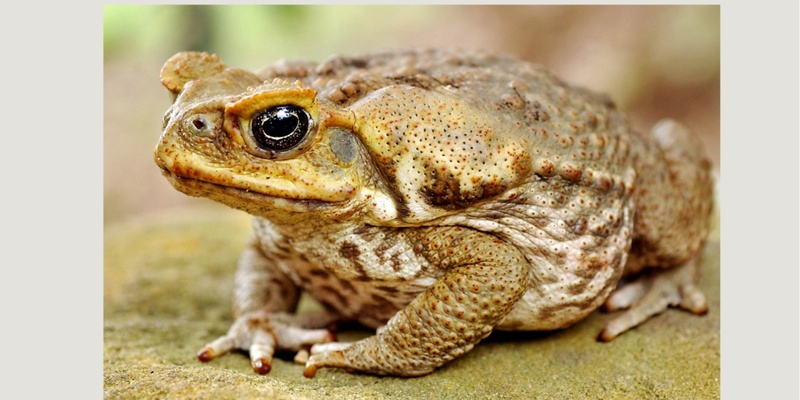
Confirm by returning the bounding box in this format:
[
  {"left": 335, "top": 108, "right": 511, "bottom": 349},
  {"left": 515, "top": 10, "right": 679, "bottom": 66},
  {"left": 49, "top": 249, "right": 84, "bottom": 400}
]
[
  {"left": 251, "top": 105, "right": 310, "bottom": 151},
  {"left": 266, "top": 108, "right": 300, "bottom": 138}
]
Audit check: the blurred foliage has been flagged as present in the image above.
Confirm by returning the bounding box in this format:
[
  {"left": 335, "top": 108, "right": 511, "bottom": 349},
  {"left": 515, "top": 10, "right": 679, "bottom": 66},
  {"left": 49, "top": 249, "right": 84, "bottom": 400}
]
[
  {"left": 104, "top": 5, "right": 719, "bottom": 91},
  {"left": 104, "top": 5, "right": 437, "bottom": 67},
  {"left": 647, "top": 6, "right": 720, "bottom": 85}
]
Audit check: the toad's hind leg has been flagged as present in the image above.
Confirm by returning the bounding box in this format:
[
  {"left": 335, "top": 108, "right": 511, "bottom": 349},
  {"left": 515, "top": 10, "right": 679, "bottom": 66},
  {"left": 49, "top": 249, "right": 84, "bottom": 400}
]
[
  {"left": 598, "top": 253, "right": 708, "bottom": 341},
  {"left": 303, "top": 227, "right": 529, "bottom": 377},
  {"left": 599, "top": 119, "right": 713, "bottom": 341}
]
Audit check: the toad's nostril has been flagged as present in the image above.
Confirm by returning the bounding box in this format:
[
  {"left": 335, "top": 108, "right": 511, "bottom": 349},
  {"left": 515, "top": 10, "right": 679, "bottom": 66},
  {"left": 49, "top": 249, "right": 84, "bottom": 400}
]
[{"left": 185, "top": 115, "right": 216, "bottom": 138}]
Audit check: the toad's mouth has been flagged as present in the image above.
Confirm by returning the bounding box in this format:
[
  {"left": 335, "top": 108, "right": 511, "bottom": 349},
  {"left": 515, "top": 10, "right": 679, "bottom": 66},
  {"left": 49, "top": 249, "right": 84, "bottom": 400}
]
[
  {"left": 161, "top": 169, "right": 269, "bottom": 201},
  {"left": 159, "top": 169, "right": 335, "bottom": 216}
]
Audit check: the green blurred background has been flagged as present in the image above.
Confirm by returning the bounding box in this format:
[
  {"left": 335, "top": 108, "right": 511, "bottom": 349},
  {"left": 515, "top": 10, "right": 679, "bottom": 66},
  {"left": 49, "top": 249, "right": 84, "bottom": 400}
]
[{"left": 103, "top": 5, "right": 719, "bottom": 225}]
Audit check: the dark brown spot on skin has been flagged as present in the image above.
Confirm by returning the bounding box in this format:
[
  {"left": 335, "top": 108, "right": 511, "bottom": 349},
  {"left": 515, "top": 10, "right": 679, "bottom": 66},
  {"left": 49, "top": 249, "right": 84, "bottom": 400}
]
[
  {"left": 570, "top": 296, "right": 600, "bottom": 312},
  {"left": 390, "top": 253, "right": 404, "bottom": 272},
  {"left": 537, "top": 307, "right": 555, "bottom": 321},
  {"left": 317, "top": 285, "right": 351, "bottom": 310},
  {"left": 271, "top": 278, "right": 295, "bottom": 301},
  {"left": 326, "top": 247, "right": 370, "bottom": 282},
  {"left": 572, "top": 264, "right": 602, "bottom": 280},
  {"left": 352, "top": 261, "right": 372, "bottom": 281},
  {"left": 339, "top": 278, "right": 357, "bottom": 294},
  {"left": 375, "top": 240, "right": 391, "bottom": 259},
  {"left": 483, "top": 211, "right": 505, "bottom": 220},
  {"left": 373, "top": 163, "right": 412, "bottom": 218},
  {"left": 309, "top": 269, "right": 330, "bottom": 278},
  {"left": 376, "top": 285, "right": 400, "bottom": 294},
  {"left": 352, "top": 225, "right": 370, "bottom": 235},
  {"left": 340, "top": 241, "right": 361, "bottom": 259},
  {"left": 419, "top": 160, "right": 515, "bottom": 210},
  {"left": 273, "top": 239, "right": 292, "bottom": 255},
  {"left": 566, "top": 282, "right": 587, "bottom": 295},
  {"left": 395, "top": 200, "right": 412, "bottom": 219},
  {"left": 421, "top": 165, "right": 462, "bottom": 208}
]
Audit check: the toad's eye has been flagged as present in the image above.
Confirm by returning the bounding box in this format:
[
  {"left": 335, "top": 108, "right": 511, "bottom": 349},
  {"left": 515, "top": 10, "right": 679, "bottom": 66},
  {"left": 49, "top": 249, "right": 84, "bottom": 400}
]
[{"left": 251, "top": 105, "right": 311, "bottom": 151}]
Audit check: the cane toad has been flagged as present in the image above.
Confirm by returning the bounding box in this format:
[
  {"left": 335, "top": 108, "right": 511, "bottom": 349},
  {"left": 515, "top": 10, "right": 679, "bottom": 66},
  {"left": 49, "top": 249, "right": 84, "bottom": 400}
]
[{"left": 154, "top": 48, "right": 713, "bottom": 377}]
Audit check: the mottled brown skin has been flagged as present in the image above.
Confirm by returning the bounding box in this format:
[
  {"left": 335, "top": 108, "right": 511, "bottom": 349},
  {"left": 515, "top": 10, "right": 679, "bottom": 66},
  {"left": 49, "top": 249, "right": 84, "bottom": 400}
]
[{"left": 154, "top": 49, "right": 713, "bottom": 377}]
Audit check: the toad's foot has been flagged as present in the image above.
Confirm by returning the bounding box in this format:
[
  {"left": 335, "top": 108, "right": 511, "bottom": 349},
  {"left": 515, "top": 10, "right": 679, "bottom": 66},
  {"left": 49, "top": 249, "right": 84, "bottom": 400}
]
[
  {"left": 598, "top": 254, "right": 707, "bottom": 342},
  {"left": 197, "top": 310, "right": 337, "bottom": 374}
]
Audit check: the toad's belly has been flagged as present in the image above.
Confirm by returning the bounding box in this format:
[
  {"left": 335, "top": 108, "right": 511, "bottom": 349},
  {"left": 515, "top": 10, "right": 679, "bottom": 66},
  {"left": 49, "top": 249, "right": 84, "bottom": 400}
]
[{"left": 254, "top": 218, "right": 446, "bottom": 328}]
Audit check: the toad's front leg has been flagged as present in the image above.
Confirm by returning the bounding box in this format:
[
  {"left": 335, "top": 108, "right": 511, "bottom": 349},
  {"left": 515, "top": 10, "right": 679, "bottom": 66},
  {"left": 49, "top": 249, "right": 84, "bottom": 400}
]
[
  {"left": 197, "top": 234, "right": 337, "bottom": 374},
  {"left": 304, "top": 227, "right": 530, "bottom": 377}
]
